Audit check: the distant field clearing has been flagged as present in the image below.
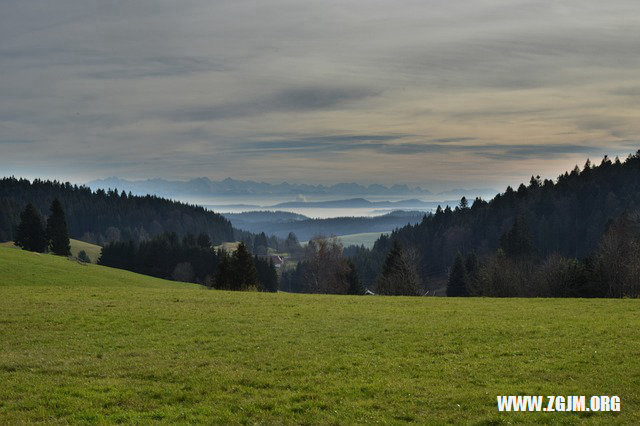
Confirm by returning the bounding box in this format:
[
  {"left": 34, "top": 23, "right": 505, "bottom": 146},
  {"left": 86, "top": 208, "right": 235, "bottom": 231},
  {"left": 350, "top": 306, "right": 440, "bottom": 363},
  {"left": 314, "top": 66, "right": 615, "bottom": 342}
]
[
  {"left": 302, "top": 232, "right": 390, "bottom": 248},
  {"left": 337, "top": 231, "right": 389, "bottom": 248}
]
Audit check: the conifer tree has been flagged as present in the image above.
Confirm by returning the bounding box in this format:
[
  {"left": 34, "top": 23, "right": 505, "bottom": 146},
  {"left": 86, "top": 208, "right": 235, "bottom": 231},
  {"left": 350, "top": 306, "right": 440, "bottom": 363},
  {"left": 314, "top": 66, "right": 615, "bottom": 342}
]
[
  {"left": 459, "top": 196, "right": 468, "bottom": 210},
  {"left": 214, "top": 250, "right": 232, "bottom": 290},
  {"left": 253, "top": 232, "right": 269, "bottom": 255},
  {"left": 447, "top": 253, "right": 468, "bottom": 297},
  {"left": 499, "top": 216, "right": 536, "bottom": 259},
  {"left": 376, "top": 240, "right": 421, "bottom": 295},
  {"left": 197, "top": 232, "right": 211, "bottom": 248},
  {"left": 256, "top": 257, "right": 279, "bottom": 292},
  {"left": 77, "top": 250, "right": 91, "bottom": 263},
  {"left": 15, "top": 203, "right": 47, "bottom": 253},
  {"left": 231, "top": 242, "right": 258, "bottom": 290},
  {"left": 345, "top": 259, "right": 364, "bottom": 295},
  {"left": 46, "top": 199, "right": 71, "bottom": 256},
  {"left": 464, "top": 252, "right": 479, "bottom": 294}
]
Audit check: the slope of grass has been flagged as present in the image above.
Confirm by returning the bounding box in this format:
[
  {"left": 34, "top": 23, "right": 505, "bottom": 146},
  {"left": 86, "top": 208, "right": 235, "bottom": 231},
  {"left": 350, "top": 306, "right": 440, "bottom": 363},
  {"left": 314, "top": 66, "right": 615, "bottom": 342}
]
[
  {"left": 301, "top": 232, "right": 390, "bottom": 249},
  {"left": 0, "top": 246, "right": 639, "bottom": 423},
  {"left": 338, "top": 231, "right": 390, "bottom": 248},
  {"left": 68, "top": 239, "right": 102, "bottom": 263},
  {"left": 214, "top": 241, "right": 240, "bottom": 252},
  {"left": 0, "top": 239, "right": 102, "bottom": 263}
]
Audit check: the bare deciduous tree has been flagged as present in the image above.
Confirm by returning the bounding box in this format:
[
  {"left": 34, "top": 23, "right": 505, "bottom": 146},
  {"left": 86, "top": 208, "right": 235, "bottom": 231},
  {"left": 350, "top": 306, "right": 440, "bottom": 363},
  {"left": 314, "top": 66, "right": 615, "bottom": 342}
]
[{"left": 303, "top": 236, "right": 352, "bottom": 294}]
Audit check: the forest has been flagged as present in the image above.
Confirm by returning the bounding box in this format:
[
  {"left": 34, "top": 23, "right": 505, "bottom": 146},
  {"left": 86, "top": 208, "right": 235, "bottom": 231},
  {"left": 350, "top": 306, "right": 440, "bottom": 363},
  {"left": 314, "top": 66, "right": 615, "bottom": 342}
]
[
  {"left": 346, "top": 151, "right": 640, "bottom": 297},
  {"left": 99, "top": 234, "right": 278, "bottom": 292},
  {"left": 0, "top": 177, "right": 234, "bottom": 244},
  {"left": 5, "top": 151, "right": 640, "bottom": 298},
  {"left": 10, "top": 196, "right": 278, "bottom": 292}
]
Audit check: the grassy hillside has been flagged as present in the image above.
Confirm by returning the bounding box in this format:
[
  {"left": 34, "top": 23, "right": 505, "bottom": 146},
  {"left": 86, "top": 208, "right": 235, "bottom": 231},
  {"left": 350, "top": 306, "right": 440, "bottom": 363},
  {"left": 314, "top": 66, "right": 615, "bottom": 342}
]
[
  {"left": 69, "top": 239, "right": 102, "bottom": 263},
  {"left": 214, "top": 241, "right": 241, "bottom": 252},
  {"left": 338, "top": 231, "right": 390, "bottom": 248},
  {"left": 1, "top": 246, "right": 639, "bottom": 423},
  {"left": 0, "top": 239, "right": 102, "bottom": 263},
  {"left": 301, "top": 232, "right": 390, "bottom": 249}
]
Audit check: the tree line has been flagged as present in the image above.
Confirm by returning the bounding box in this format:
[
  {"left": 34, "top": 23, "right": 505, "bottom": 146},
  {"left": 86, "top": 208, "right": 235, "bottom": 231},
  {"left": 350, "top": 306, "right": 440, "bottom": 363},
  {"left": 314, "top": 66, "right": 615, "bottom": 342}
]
[
  {"left": 12, "top": 193, "right": 279, "bottom": 291},
  {"left": 280, "top": 236, "right": 363, "bottom": 294},
  {"left": 0, "top": 177, "right": 234, "bottom": 245},
  {"left": 349, "top": 151, "right": 640, "bottom": 297},
  {"left": 14, "top": 199, "right": 71, "bottom": 256},
  {"left": 7, "top": 151, "right": 640, "bottom": 298},
  {"left": 446, "top": 212, "right": 640, "bottom": 298},
  {"left": 99, "top": 234, "right": 278, "bottom": 292}
]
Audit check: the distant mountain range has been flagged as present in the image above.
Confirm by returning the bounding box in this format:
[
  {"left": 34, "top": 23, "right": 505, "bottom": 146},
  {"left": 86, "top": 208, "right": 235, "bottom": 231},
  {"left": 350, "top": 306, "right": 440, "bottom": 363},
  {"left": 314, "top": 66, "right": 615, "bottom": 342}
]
[
  {"left": 270, "top": 198, "right": 436, "bottom": 208},
  {"left": 87, "top": 177, "right": 496, "bottom": 200},
  {"left": 222, "top": 210, "right": 427, "bottom": 241},
  {"left": 201, "top": 198, "right": 455, "bottom": 214}
]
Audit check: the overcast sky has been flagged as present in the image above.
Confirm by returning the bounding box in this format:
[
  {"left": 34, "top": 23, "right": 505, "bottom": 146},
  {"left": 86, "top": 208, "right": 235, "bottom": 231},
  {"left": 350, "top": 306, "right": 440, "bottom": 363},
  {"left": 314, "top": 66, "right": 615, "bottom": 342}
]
[{"left": 1, "top": 0, "right": 639, "bottom": 190}]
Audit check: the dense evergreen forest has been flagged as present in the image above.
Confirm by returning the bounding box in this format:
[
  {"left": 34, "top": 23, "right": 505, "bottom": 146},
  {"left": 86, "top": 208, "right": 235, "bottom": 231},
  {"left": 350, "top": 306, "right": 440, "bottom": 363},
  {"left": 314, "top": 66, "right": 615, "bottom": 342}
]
[
  {"left": 350, "top": 151, "right": 640, "bottom": 293},
  {"left": 0, "top": 177, "right": 234, "bottom": 244},
  {"left": 99, "top": 234, "right": 278, "bottom": 292}
]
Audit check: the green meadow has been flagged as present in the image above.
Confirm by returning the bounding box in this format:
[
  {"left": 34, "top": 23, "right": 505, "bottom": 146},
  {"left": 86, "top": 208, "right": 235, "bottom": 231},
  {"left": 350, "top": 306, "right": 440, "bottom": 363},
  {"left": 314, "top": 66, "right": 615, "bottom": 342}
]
[
  {"left": 300, "top": 232, "right": 390, "bottom": 249},
  {"left": 0, "top": 238, "right": 102, "bottom": 264},
  {"left": 0, "top": 245, "right": 638, "bottom": 424},
  {"left": 338, "top": 231, "right": 390, "bottom": 249},
  {"left": 67, "top": 239, "right": 102, "bottom": 264}
]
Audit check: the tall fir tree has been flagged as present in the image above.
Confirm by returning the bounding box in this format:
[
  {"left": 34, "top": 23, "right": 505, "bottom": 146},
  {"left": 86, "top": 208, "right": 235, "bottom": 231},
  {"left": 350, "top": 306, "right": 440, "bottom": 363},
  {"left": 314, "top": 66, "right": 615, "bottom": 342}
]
[
  {"left": 256, "top": 256, "right": 279, "bottom": 292},
  {"left": 197, "top": 232, "right": 211, "bottom": 248},
  {"left": 459, "top": 196, "right": 469, "bottom": 210},
  {"left": 15, "top": 203, "right": 47, "bottom": 253},
  {"left": 231, "top": 242, "right": 258, "bottom": 290},
  {"left": 345, "top": 259, "right": 364, "bottom": 295},
  {"left": 499, "top": 216, "right": 536, "bottom": 259},
  {"left": 253, "top": 232, "right": 269, "bottom": 255},
  {"left": 214, "top": 249, "right": 233, "bottom": 290},
  {"left": 447, "top": 253, "right": 468, "bottom": 297},
  {"left": 375, "top": 240, "right": 421, "bottom": 295},
  {"left": 46, "top": 199, "right": 71, "bottom": 256},
  {"left": 464, "top": 252, "right": 479, "bottom": 295}
]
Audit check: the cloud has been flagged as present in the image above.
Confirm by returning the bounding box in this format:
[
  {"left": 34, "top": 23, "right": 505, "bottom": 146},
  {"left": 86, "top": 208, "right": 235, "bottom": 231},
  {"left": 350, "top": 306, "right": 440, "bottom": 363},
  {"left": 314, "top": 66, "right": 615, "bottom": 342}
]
[
  {"left": 167, "top": 86, "right": 378, "bottom": 122},
  {"left": 236, "top": 136, "right": 612, "bottom": 160},
  {"left": 1, "top": 0, "right": 640, "bottom": 188},
  {"left": 84, "top": 56, "right": 224, "bottom": 80},
  {"left": 0, "top": 139, "right": 37, "bottom": 145}
]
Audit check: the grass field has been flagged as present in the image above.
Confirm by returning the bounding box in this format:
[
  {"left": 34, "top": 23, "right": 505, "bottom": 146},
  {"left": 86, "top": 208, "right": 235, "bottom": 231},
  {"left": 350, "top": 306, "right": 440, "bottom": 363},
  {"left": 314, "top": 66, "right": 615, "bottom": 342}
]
[
  {"left": 214, "top": 241, "right": 241, "bottom": 252},
  {"left": 300, "top": 232, "right": 390, "bottom": 249},
  {"left": 0, "top": 246, "right": 639, "bottom": 423},
  {"left": 338, "top": 231, "right": 390, "bottom": 248},
  {"left": 0, "top": 239, "right": 102, "bottom": 263},
  {"left": 68, "top": 239, "right": 102, "bottom": 263}
]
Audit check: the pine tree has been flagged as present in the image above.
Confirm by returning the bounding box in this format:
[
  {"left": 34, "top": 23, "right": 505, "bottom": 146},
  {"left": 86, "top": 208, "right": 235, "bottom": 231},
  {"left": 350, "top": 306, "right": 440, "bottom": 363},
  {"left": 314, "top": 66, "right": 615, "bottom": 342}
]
[
  {"left": 15, "top": 203, "right": 47, "bottom": 253},
  {"left": 447, "top": 253, "right": 468, "bottom": 297},
  {"left": 260, "top": 258, "right": 279, "bottom": 292},
  {"left": 345, "top": 260, "right": 364, "bottom": 295},
  {"left": 285, "top": 232, "right": 300, "bottom": 253},
  {"left": 214, "top": 250, "right": 232, "bottom": 290},
  {"left": 77, "top": 250, "right": 91, "bottom": 263},
  {"left": 231, "top": 242, "right": 258, "bottom": 290},
  {"left": 253, "top": 232, "right": 269, "bottom": 255},
  {"left": 464, "top": 252, "right": 479, "bottom": 294},
  {"left": 197, "top": 232, "right": 211, "bottom": 248},
  {"left": 46, "top": 199, "right": 71, "bottom": 256},
  {"left": 499, "top": 216, "right": 536, "bottom": 259},
  {"left": 459, "top": 197, "right": 468, "bottom": 210},
  {"left": 376, "top": 240, "right": 421, "bottom": 295}
]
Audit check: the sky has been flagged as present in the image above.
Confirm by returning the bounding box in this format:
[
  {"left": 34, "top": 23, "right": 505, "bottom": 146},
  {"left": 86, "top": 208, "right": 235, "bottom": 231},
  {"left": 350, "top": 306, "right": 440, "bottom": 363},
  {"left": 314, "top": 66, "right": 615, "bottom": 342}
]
[{"left": 1, "top": 0, "right": 640, "bottom": 191}]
